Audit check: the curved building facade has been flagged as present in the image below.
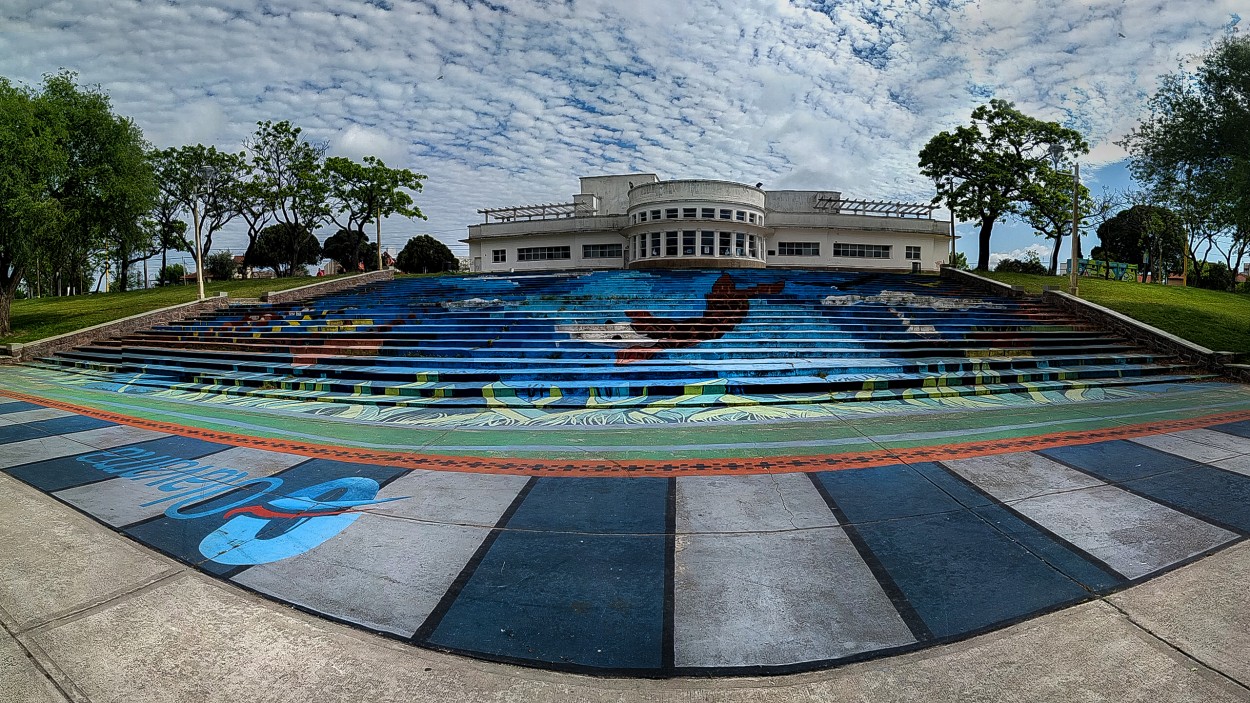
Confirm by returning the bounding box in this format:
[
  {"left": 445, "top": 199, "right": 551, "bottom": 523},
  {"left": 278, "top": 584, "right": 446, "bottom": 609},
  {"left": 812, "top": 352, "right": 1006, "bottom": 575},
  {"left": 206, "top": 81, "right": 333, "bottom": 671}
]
[{"left": 465, "top": 173, "right": 953, "bottom": 273}]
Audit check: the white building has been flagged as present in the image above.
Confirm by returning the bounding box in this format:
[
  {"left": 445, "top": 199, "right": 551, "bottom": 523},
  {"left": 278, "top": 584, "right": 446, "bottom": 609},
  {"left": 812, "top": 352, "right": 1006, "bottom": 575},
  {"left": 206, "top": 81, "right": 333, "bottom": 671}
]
[{"left": 465, "top": 174, "right": 953, "bottom": 273}]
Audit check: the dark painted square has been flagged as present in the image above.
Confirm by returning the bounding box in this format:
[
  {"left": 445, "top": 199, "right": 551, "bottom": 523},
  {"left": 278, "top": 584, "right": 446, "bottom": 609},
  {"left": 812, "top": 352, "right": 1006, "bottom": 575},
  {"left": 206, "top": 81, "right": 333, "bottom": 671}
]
[
  {"left": 0, "top": 401, "right": 43, "bottom": 415},
  {"left": 814, "top": 464, "right": 1090, "bottom": 639},
  {"left": 1211, "top": 420, "right": 1250, "bottom": 440},
  {"left": 1044, "top": 442, "right": 1250, "bottom": 534},
  {"left": 4, "top": 435, "right": 229, "bottom": 493},
  {"left": 426, "top": 477, "right": 670, "bottom": 669},
  {"left": 28, "top": 415, "right": 116, "bottom": 435},
  {"left": 0, "top": 424, "right": 47, "bottom": 444}
]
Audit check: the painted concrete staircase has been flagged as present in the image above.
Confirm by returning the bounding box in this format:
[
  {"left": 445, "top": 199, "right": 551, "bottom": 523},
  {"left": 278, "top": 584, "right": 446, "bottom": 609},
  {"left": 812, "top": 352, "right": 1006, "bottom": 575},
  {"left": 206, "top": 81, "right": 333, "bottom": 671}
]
[{"left": 30, "top": 269, "right": 1213, "bottom": 409}]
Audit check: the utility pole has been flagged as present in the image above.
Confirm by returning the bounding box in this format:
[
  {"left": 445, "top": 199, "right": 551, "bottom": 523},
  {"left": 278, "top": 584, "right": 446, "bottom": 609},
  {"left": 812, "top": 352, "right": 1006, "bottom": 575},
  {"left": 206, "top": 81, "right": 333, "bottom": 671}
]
[
  {"left": 376, "top": 202, "right": 383, "bottom": 272},
  {"left": 1070, "top": 162, "right": 1080, "bottom": 296}
]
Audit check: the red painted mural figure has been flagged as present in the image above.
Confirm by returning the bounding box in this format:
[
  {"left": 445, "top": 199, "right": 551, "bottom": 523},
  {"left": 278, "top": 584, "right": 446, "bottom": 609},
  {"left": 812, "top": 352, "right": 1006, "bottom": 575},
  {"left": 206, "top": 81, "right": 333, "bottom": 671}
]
[{"left": 618, "top": 273, "right": 784, "bottom": 363}]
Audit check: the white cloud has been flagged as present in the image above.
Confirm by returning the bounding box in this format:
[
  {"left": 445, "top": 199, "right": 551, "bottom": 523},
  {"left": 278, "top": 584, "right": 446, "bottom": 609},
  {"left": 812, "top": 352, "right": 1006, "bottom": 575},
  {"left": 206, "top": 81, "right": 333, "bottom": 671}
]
[
  {"left": 989, "top": 243, "right": 1054, "bottom": 271},
  {"left": 0, "top": 0, "right": 1242, "bottom": 258}
]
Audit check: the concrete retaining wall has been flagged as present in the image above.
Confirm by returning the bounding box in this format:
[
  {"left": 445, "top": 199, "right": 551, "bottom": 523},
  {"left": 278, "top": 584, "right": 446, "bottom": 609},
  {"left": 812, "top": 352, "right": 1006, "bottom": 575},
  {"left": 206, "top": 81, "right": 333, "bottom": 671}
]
[
  {"left": 940, "top": 266, "right": 1237, "bottom": 374},
  {"left": 259, "top": 269, "right": 394, "bottom": 305},
  {"left": 0, "top": 294, "right": 232, "bottom": 364},
  {"left": 1, "top": 271, "right": 394, "bottom": 365}
]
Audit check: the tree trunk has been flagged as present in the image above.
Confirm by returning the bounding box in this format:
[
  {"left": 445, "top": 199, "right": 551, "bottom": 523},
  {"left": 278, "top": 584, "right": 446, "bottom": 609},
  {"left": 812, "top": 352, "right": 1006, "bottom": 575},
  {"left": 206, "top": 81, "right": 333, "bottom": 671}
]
[
  {"left": 0, "top": 289, "right": 11, "bottom": 338},
  {"left": 1048, "top": 235, "right": 1062, "bottom": 275},
  {"left": 976, "top": 218, "right": 995, "bottom": 271}
]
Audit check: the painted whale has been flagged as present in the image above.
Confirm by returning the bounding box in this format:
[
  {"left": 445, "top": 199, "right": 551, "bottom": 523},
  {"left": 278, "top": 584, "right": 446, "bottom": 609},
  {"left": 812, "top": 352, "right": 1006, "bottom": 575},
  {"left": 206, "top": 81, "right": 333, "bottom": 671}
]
[{"left": 612, "top": 273, "right": 784, "bottom": 363}]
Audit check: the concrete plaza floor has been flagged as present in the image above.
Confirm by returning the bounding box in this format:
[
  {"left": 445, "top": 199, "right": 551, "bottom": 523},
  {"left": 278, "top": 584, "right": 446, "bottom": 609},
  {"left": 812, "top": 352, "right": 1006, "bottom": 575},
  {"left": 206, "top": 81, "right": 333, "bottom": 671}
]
[
  {"left": 3, "top": 470, "right": 1249, "bottom": 702},
  {"left": 4, "top": 371, "right": 1250, "bottom": 700}
]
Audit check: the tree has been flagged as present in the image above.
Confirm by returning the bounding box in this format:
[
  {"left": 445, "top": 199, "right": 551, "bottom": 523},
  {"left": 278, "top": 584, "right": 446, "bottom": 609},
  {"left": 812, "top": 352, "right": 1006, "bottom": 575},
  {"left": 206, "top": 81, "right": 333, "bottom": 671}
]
[
  {"left": 146, "top": 149, "right": 188, "bottom": 278},
  {"left": 246, "top": 121, "right": 328, "bottom": 236},
  {"left": 322, "top": 229, "right": 369, "bottom": 272},
  {"left": 994, "top": 252, "right": 1047, "bottom": 274},
  {"left": 1096, "top": 205, "right": 1186, "bottom": 282},
  {"left": 0, "top": 72, "right": 156, "bottom": 333},
  {"left": 395, "top": 235, "right": 458, "bottom": 274},
  {"left": 161, "top": 144, "right": 246, "bottom": 287},
  {"left": 1018, "top": 167, "right": 1094, "bottom": 274},
  {"left": 205, "top": 250, "right": 237, "bottom": 281},
  {"left": 919, "top": 99, "right": 1088, "bottom": 270},
  {"left": 324, "top": 155, "right": 426, "bottom": 270},
  {"left": 1122, "top": 35, "right": 1250, "bottom": 285},
  {"left": 949, "top": 251, "right": 969, "bottom": 270},
  {"left": 157, "top": 263, "right": 186, "bottom": 286},
  {"left": 253, "top": 223, "right": 321, "bottom": 277}
]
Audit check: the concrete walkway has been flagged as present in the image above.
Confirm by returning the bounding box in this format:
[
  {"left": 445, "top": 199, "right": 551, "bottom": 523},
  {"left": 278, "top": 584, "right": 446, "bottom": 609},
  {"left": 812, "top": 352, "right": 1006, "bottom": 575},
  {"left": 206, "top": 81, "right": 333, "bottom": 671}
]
[{"left": 3, "top": 467, "right": 1249, "bottom": 702}]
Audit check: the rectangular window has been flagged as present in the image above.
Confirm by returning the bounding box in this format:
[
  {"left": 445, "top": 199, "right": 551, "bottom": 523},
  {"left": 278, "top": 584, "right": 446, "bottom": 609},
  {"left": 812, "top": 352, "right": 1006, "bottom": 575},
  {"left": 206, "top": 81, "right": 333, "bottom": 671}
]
[
  {"left": 719, "top": 209, "right": 732, "bottom": 220},
  {"left": 832, "top": 243, "right": 892, "bottom": 259},
  {"left": 719, "top": 232, "right": 731, "bottom": 256},
  {"left": 683, "top": 207, "right": 697, "bottom": 218},
  {"left": 735, "top": 211, "right": 746, "bottom": 221},
  {"left": 516, "top": 246, "right": 571, "bottom": 261},
  {"left": 735, "top": 232, "right": 746, "bottom": 256},
  {"left": 651, "top": 210, "right": 661, "bottom": 220},
  {"left": 492, "top": 249, "right": 506, "bottom": 263},
  {"left": 638, "top": 211, "right": 647, "bottom": 222},
  {"left": 583, "top": 243, "right": 623, "bottom": 259},
  {"left": 666, "top": 231, "right": 678, "bottom": 256},
  {"left": 651, "top": 232, "right": 661, "bottom": 256},
  {"left": 701, "top": 230, "right": 715, "bottom": 255},
  {"left": 777, "top": 242, "right": 820, "bottom": 256},
  {"left": 666, "top": 208, "right": 679, "bottom": 219},
  {"left": 748, "top": 213, "right": 757, "bottom": 224},
  {"left": 702, "top": 207, "right": 715, "bottom": 219},
  {"left": 748, "top": 235, "right": 757, "bottom": 257},
  {"left": 682, "top": 231, "right": 696, "bottom": 255},
  {"left": 906, "top": 246, "right": 922, "bottom": 260}
]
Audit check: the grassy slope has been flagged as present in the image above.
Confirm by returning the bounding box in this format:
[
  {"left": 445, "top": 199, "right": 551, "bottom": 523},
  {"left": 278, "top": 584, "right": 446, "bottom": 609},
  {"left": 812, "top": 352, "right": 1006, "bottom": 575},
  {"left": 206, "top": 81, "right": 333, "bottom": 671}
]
[
  {"left": 983, "top": 272, "right": 1250, "bottom": 354},
  {"left": 2, "top": 276, "right": 352, "bottom": 345}
]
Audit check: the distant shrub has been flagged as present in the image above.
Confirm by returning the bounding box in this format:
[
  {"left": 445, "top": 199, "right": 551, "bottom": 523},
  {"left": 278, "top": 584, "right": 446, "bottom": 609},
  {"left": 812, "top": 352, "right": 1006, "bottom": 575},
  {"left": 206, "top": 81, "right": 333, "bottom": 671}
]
[{"left": 994, "top": 252, "right": 1047, "bottom": 275}]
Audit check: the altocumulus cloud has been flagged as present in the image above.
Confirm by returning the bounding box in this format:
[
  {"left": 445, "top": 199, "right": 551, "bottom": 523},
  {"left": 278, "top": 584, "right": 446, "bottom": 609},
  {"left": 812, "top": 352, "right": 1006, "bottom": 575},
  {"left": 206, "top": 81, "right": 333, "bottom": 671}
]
[{"left": 0, "top": 0, "right": 1242, "bottom": 256}]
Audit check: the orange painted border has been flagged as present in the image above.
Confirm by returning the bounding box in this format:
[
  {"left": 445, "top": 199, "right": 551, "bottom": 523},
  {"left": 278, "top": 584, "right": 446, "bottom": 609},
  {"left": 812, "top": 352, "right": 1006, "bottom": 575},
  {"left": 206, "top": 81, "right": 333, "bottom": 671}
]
[{"left": 4, "top": 389, "right": 1250, "bottom": 477}]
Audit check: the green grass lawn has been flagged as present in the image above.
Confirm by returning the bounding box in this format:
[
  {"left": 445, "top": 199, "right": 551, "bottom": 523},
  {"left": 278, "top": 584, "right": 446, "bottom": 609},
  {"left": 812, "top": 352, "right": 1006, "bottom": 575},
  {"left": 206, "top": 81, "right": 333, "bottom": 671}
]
[
  {"left": 2, "top": 276, "right": 352, "bottom": 345},
  {"left": 982, "top": 272, "right": 1250, "bottom": 355}
]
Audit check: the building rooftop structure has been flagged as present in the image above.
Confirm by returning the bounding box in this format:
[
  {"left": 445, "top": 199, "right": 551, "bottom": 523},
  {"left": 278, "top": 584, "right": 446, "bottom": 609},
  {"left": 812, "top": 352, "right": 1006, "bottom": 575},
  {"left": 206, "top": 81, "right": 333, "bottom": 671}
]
[{"left": 465, "top": 173, "right": 953, "bottom": 273}]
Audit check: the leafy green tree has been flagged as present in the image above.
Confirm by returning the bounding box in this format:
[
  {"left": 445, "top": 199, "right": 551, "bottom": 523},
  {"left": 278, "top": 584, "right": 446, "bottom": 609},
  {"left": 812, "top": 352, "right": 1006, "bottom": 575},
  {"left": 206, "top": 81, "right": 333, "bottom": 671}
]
[
  {"left": 324, "top": 156, "right": 426, "bottom": 270},
  {"left": 395, "top": 235, "right": 458, "bottom": 274},
  {"left": 205, "top": 250, "right": 237, "bottom": 280},
  {"left": 0, "top": 72, "right": 156, "bottom": 332},
  {"left": 994, "top": 252, "right": 1047, "bottom": 274},
  {"left": 949, "top": 251, "right": 969, "bottom": 270},
  {"left": 246, "top": 121, "right": 328, "bottom": 236},
  {"left": 157, "top": 263, "right": 186, "bottom": 286},
  {"left": 322, "top": 229, "right": 369, "bottom": 272},
  {"left": 161, "top": 144, "right": 246, "bottom": 287},
  {"left": 253, "top": 223, "right": 321, "bottom": 277},
  {"left": 1122, "top": 35, "right": 1250, "bottom": 282},
  {"left": 1019, "top": 167, "right": 1093, "bottom": 274},
  {"left": 919, "top": 99, "right": 1088, "bottom": 270},
  {"left": 1095, "top": 205, "right": 1186, "bottom": 282}
]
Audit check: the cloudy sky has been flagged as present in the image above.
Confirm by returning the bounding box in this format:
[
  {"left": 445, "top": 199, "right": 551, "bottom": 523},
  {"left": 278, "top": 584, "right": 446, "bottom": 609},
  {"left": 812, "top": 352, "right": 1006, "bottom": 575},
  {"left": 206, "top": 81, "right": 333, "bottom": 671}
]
[{"left": 1, "top": 0, "right": 1244, "bottom": 266}]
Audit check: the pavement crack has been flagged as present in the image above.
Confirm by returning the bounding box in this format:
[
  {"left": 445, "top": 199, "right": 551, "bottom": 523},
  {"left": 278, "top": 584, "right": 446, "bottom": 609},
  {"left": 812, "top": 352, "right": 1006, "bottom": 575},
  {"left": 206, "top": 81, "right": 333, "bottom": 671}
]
[
  {"left": 23, "top": 568, "right": 185, "bottom": 636},
  {"left": 1102, "top": 598, "right": 1250, "bottom": 694}
]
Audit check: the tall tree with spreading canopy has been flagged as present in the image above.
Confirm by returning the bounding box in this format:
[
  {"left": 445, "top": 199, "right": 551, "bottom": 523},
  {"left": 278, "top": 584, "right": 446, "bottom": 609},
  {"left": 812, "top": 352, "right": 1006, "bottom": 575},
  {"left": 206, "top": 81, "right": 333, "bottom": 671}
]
[
  {"left": 161, "top": 144, "right": 246, "bottom": 289},
  {"left": 919, "top": 99, "right": 1088, "bottom": 270},
  {"left": 253, "top": 222, "right": 322, "bottom": 277},
  {"left": 1095, "top": 205, "right": 1186, "bottom": 281},
  {"left": 1019, "top": 167, "right": 1094, "bottom": 275},
  {"left": 246, "top": 121, "right": 329, "bottom": 237},
  {"left": 1122, "top": 35, "right": 1250, "bottom": 284},
  {"left": 0, "top": 72, "right": 154, "bottom": 333},
  {"left": 324, "top": 155, "right": 426, "bottom": 269}
]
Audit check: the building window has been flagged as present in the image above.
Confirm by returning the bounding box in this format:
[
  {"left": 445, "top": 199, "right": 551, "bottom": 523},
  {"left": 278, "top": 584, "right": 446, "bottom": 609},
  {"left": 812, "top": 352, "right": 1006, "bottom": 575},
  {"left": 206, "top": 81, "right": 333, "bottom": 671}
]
[
  {"left": 701, "top": 231, "right": 715, "bottom": 255},
  {"left": 683, "top": 207, "right": 697, "bottom": 218},
  {"left": 638, "top": 211, "right": 647, "bottom": 222},
  {"left": 719, "top": 232, "right": 731, "bottom": 255},
  {"left": 651, "top": 210, "right": 661, "bottom": 220},
  {"left": 832, "top": 243, "right": 892, "bottom": 259},
  {"left": 517, "top": 246, "right": 571, "bottom": 261},
  {"left": 666, "top": 208, "right": 679, "bottom": 219},
  {"left": 702, "top": 207, "right": 715, "bottom": 219},
  {"left": 778, "top": 242, "right": 820, "bottom": 256},
  {"left": 736, "top": 211, "right": 746, "bottom": 221},
  {"left": 583, "top": 243, "right": 623, "bottom": 259},
  {"left": 719, "top": 209, "right": 732, "bottom": 220},
  {"left": 665, "top": 231, "right": 678, "bottom": 256},
  {"left": 735, "top": 232, "right": 746, "bottom": 256},
  {"left": 906, "top": 246, "right": 922, "bottom": 260},
  {"left": 651, "top": 232, "right": 661, "bottom": 256},
  {"left": 748, "top": 213, "right": 758, "bottom": 224},
  {"left": 748, "top": 234, "right": 757, "bottom": 257},
  {"left": 682, "top": 231, "right": 696, "bottom": 255},
  {"left": 492, "top": 249, "right": 506, "bottom": 263}
]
